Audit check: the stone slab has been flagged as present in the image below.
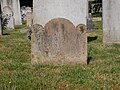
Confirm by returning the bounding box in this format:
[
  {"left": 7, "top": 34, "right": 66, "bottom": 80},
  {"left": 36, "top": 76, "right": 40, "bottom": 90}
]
[
  {"left": 26, "top": 12, "right": 33, "bottom": 27},
  {"left": 33, "top": 0, "right": 88, "bottom": 26},
  {"left": 12, "top": 0, "right": 22, "bottom": 25},
  {"left": 31, "top": 18, "right": 87, "bottom": 65},
  {"left": 103, "top": 0, "right": 120, "bottom": 43}
]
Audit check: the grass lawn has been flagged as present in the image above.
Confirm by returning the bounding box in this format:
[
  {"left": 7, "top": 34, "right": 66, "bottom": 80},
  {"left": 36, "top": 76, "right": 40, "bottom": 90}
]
[{"left": 0, "top": 21, "right": 120, "bottom": 90}]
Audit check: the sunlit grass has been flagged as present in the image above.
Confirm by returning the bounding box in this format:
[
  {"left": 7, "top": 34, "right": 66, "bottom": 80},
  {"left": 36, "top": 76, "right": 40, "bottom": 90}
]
[{"left": 0, "top": 22, "right": 120, "bottom": 90}]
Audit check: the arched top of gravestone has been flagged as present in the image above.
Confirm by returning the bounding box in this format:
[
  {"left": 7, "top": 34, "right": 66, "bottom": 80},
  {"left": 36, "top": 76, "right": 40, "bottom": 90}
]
[
  {"left": 26, "top": 7, "right": 32, "bottom": 13},
  {"left": 44, "top": 18, "right": 76, "bottom": 38},
  {"left": 3, "top": 6, "right": 12, "bottom": 13},
  {"left": 44, "top": 18, "right": 75, "bottom": 28},
  {"left": 44, "top": 18, "right": 88, "bottom": 34},
  {"left": 44, "top": 18, "right": 79, "bottom": 57}
]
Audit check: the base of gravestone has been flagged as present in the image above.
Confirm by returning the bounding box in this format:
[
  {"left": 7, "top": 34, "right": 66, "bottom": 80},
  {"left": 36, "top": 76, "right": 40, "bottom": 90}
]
[
  {"left": 31, "top": 18, "right": 88, "bottom": 65},
  {"left": 31, "top": 56, "right": 87, "bottom": 65},
  {"left": 31, "top": 49, "right": 87, "bottom": 65}
]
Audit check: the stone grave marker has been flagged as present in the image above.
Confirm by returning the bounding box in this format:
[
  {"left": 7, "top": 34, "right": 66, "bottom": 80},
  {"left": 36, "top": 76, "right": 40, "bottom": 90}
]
[
  {"left": 12, "top": 0, "right": 22, "bottom": 25},
  {"left": 21, "top": 6, "right": 32, "bottom": 21},
  {"left": 1, "top": 0, "right": 22, "bottom": 25},
  {"left": 33, "top": 0, "right": 88, "bottom": 26},
  {"left": 0, "top": 16, "right": 2, "bottom": 36},
  {"left": 26, "top": 12, "right": 33, "bottom": 27},
  {"left": 31, "top": 18, "right": 88, "bottom": 65},
  {"left": 103, "top": 0, "right": 120, "bottom": 43},
  {"left": 2, "top": 6, "right": 14, "bottom": 29},
  {"left": 32, "top": 0, "right": 88, "bottom": 65}
]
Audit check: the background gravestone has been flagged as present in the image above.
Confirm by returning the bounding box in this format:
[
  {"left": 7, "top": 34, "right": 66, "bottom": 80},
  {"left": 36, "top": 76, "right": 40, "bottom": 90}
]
[
  {"left": 2, "top": 6, "right": 14, "bottom": 29},
  {"left": 1, "top": 0, "right": 12, "bottom": 12},
  {"left": 103, "top": 0, "right": 120, "bottom": 43},
  {"left": 21, "top": 6, "right": 32, "bottom": 21},
  {"left": 12, "top": 0, "right": 22, "bottom": 25},
  {"left": 0, "top": 17, "right": 2, "bottom": 36},
  {"left": 33, "top": 0, "right": 88, "bottom": 26},
  {"left": 31, "top": 19, "right": 87, "bottom": 65},
  {"left": 1, "top": 0, "right": 22, "bottom": 25},
  {"left": 26, "top": 12, "right": 33, "bottom": 27}
]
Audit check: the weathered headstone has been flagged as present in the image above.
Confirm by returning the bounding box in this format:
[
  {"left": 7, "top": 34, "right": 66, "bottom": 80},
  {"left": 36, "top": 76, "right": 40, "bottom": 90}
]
[
  {"left": 25, "top": 7, "right": 32, "bottom": 13},
  {"left": 2, "top": 6, "right": 14, "bottom": 29},
  {"left": 32, "top": 0, "right": 88, "bottom": 65},
  {"left": 1, "top": 0, "right": 9, "bottom": 12},
  {"left": 31, "top": 19, "right": 87, "bottom": 65},
  {"left": 21, "top": 6, "right": 26, "bottom": 21},
  {"left": 1, "top": 0, "right": 22, "bottom": 25},
  {"left": 21, "top": 6, "right": 32, "bottom": 21},
  {"left": 26, "top": 12, "right": 33, "bottom": 27},
  {"left": 1, "top": 0, "right": 12, "bottom": 14},
  {"left": 12, "top": 0, "right": 22, "bottom": 25},
  {"left": 103, "top": 0, "right": 120, "bottom": 43},
  {"left": 87, "top": 13, "right": 95, "bottom": 32},
  {"left": 0, "top": 17, "right": 2, "bottom": 36}
]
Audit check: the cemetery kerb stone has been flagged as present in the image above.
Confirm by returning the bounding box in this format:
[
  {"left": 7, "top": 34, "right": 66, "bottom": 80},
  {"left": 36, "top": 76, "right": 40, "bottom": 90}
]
[{"left": 32, "top": 0, "right": 88, "bottom": 65}]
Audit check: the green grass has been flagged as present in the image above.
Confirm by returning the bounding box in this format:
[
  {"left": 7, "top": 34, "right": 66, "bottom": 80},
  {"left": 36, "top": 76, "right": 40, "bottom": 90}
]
[
  {"left": 92, "top": 12, "right": 102, "bottom": 17},
  {"left": 0, "top": 22, "right": 120, "bottom": 90}
]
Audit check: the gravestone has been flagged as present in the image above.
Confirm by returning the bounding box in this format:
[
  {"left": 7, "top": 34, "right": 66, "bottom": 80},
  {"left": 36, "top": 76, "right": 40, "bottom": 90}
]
[
  {"left": 31, "top": 19, "right": 87, "bottom": 65},
  {"left": 87, "top": 13, "right": 95, "bottom": 32},
  {"left": 103, "top": 0, "right": 120, "bottom": 43},
  {"left": 12, "top": 0, "right": 22, "bottom": 25},
  {"left": 1, "top": 0, "right": 22, "bottom": 25},
  {"left": 1, "top": 0, "right": 9, "bottom": 12},
  {"left": 21, "top": 6, "right": 32, "bottom": 21},
  {"left": 1, "top": 0, "right": 12, "bottom": 14},
  {"left": 25, "top": 7, "right": 32, "bottom": 13},
  {"left": 32, "top": 0, "right": 88, "bottom": 65},
  {"left": 33, "top": 0, "right": 88, "bottom": 26},
  {"left": 2, "top": 6, "right": 14, "bottom": 29},
  {"left": 21, "top": 6, "right": 26, "bottom": 21},
  {"left": 0, "top": 17, "right": 2, "bottom": 36},
  {"left": 26, "top": 12, "right": 33, "bottom": 27}
]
